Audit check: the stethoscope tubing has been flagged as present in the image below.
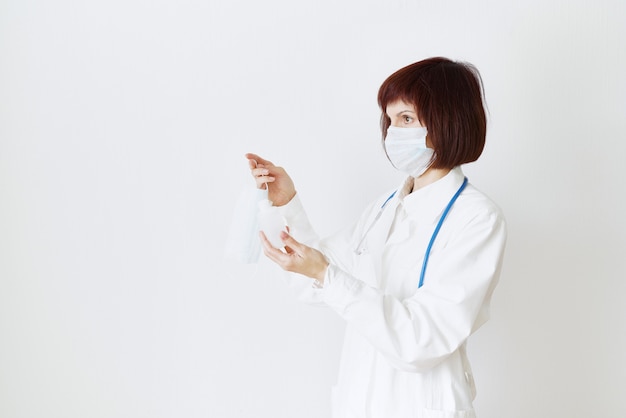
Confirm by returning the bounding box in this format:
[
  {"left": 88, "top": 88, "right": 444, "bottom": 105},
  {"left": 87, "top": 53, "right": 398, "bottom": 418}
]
[{"left": 418, "top": 177, "right": 467, "bottom": 288}]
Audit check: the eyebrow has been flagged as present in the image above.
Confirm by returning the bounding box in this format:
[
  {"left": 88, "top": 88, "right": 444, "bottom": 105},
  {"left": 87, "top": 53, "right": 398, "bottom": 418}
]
[{"left": 394, "top": 110, "right": 416, "bottom": 116}]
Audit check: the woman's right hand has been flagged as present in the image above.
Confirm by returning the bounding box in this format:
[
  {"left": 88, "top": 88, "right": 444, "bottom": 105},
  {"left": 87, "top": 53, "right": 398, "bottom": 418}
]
[{"left": 245, "top": 153, "right": 296, "bottom": 206}]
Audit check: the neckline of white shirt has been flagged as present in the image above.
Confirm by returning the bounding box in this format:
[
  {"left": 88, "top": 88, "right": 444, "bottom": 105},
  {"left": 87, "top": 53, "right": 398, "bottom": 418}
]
[{"left": 395, "top": 166, "right": 466, "bottom": 222}]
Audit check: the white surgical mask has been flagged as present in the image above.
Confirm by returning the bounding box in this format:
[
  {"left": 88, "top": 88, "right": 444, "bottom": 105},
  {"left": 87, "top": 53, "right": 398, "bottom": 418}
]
[{"left": 384, "top": 126, "right": 434, "bottom": 178}]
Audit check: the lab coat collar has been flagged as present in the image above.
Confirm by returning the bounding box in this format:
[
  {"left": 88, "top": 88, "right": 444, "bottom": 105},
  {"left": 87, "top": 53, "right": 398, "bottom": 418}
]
[{"left": 397, "top": 166, "right": 466, "bottom": 224}]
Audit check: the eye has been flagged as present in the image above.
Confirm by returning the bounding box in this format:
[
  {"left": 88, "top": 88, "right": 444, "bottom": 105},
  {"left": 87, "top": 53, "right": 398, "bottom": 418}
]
[{"left": 403, "top": 115, "right": 413, "bottom": 124}]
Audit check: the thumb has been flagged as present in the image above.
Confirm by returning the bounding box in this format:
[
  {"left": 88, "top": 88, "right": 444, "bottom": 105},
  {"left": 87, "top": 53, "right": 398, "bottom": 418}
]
[
  {"left": 280, "top": 231, "right": 304, "bottom": 255},
  {"left": 245, "top": 153, "right": 274, "bottom": 167}
]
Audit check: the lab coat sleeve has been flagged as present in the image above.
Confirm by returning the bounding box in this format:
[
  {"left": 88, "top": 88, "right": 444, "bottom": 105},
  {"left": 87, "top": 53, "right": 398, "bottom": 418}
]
[
  {"left": 278, "top": 193, "right": 321, "bottom": 247},
  {"left": 321, "top": 209, "right": 507, "bottom": 373}
]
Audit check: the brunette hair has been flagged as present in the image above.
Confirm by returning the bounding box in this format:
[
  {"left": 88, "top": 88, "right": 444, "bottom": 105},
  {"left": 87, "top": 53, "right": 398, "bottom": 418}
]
[{"left": 377, "top": 57, "right": 487, "bottom": 169}]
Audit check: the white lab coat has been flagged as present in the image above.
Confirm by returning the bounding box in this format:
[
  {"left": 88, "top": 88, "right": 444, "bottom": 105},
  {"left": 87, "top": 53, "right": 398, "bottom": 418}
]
[{"left": 277, "top": 166, "right": 507, "bottom": 418}]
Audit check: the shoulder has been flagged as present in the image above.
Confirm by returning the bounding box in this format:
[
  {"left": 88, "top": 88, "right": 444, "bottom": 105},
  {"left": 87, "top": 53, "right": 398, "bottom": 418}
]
[
  {"left": 454, "top": 183, "right": 506, "bottom": 228},
  {"left": 439, "top": 183, "right": 508, "bottom": 252}
]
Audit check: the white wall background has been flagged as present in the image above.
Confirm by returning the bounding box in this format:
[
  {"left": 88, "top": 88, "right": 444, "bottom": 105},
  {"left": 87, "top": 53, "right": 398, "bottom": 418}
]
[{"left": 1, "top": 0, "right": 625, "bottom": 417}]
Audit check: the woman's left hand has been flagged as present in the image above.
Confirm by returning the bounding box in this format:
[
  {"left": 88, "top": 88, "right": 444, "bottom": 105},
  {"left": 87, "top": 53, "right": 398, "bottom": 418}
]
[{"left": 260, "top": 231, "right": 329, "bottom": 282}]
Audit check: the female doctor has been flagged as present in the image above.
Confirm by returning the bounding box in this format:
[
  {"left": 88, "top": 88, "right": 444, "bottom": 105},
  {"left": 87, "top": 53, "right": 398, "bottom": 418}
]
[{"left": 246, "top": 57, "right": 507, "bottom": 418}]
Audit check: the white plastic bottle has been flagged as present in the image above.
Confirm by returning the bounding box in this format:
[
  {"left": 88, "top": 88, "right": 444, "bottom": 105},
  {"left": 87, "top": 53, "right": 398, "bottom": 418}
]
[{"left": 257, "top": 199, "right": 286, "bottom": 249}]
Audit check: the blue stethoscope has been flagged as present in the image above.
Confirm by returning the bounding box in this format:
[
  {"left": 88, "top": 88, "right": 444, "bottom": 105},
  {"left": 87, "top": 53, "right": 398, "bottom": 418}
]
[{"left": 354, "top": 177, "right": 468, "bottom": 288}]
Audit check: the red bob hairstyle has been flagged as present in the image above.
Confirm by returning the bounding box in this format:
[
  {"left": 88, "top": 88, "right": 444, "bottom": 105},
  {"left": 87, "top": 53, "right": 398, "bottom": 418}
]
[{"left": 377, "top": 57, "right": 487, "bottom": 169}]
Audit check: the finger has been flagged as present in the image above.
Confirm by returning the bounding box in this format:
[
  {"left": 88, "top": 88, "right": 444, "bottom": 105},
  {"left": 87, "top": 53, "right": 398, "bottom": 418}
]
[
  {"left": 245, "top": 153, "right": 274, "bottom": 167},
  {"left": 251, "top": 166, "right": 271, "bottom": 178},
  {"left": 248, "top": 162, "right": 275, "bottom": 189},
  {"left": 248, "top": 160, "right": 269, "bottom": 173},
  {"left": 253, "top": 175, "right": 275, "bottom": 190},
  {"left": 260, "top": 234, "right": 295, "bottom": 270},
  {"left": 278, "top": 231, "right": 305, "bottom": 256},
  {"left": 259, "top": 231, "right": 279, "bottom": 258},
  {"left": 259, "top": 231, "right": 287, "bottom": 258}
]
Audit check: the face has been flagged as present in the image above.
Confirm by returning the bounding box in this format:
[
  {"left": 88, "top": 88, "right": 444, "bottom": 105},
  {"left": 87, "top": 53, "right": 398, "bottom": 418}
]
[{"left": 385, "top": 99, "right": 424, "bottom": 128}]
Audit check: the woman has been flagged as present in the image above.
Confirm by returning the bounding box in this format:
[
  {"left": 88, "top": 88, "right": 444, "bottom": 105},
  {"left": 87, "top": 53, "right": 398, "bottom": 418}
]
[{"left": 246, "top": 57, "right": 507, "bottom": 418}]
